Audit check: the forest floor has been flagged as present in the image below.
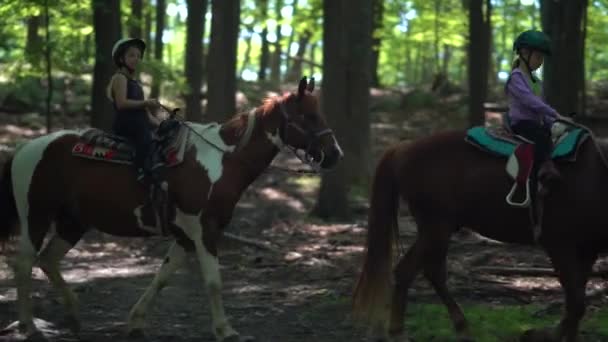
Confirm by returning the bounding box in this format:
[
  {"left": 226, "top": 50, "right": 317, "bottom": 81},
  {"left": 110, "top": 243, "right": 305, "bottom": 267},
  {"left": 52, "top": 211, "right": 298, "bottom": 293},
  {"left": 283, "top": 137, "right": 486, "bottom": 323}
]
[{"left": 1, "top": 88, "right": 608, "bottom": 342}]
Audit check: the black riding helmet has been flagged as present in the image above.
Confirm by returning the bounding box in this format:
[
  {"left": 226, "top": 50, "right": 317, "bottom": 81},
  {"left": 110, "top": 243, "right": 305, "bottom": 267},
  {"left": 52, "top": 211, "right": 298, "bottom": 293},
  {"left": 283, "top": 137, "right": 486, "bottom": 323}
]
[{"left": 111, "top": 38, "right": 146, "bottom": 68}]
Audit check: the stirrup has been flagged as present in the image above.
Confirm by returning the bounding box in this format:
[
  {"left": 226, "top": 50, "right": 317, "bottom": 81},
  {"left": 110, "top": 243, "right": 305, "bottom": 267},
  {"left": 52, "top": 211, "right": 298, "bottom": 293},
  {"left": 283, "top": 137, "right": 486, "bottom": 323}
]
[{"left": 506, "top": 179, "right": 531, "bottom": 207}]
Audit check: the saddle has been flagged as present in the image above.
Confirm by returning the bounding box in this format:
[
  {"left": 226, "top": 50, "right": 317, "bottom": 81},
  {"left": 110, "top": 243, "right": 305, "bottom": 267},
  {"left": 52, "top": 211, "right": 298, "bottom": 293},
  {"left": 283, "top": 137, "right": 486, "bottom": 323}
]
[
  {"left": 72, "top": 119, "right": 188, "bottom": 167},
  {"left": 466, "top": 115, "right": 590, "bottom": 240},
  {"left": 71, "top": 119, "right": 188, "bottom": 236}
]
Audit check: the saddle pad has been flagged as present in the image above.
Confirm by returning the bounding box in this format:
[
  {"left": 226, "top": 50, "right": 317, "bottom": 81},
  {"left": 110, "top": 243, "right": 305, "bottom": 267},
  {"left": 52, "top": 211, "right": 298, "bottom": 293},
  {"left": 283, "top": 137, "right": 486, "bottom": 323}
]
[
  {"left": 71, "top": 124, "right": 190, "bottom": 167},
  {"left": 465, "top": 126, "right": 588, "bottom": 161}
]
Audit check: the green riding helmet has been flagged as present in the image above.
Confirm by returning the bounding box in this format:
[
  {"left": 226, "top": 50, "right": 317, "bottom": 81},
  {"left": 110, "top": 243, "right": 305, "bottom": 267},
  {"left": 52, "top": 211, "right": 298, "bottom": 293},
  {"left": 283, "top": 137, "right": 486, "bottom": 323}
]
[
  {"left": 111, "top": 38, "right": 146, "bottom": 67},
  {"left": 513, "top": 30, "right": 551, "bottom": 56}
]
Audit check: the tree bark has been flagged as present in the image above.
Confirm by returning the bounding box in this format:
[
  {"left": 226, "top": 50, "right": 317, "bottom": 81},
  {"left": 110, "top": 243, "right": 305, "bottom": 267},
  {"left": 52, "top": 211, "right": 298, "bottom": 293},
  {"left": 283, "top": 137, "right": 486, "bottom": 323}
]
[
  {"left": 25, "top": 16, "right": 43, "bottom": 67},
  {"left": 150, "top": 0, "right": 166, "bottom": 98},
  {"left": 370, "top": 0, "right": 383, "bottom": 87},
  {"left": 270, "top": 0, "right": 284, "bottom": 86},
  {"left": 285, "top": 31, "right": 311, "bottom": 82},
  {"left": 313, "top": 0, "right": 373, "bottom": 220},
  {"left": 91, "top": 0, "right": 121, "bottom": 130},
  {"left": 44, "top": 0, "right": 52, "bottom": 132},
  {"left": 467, "top": 0, "right": 492, "bottom": 126},
  {"left": 185, "top": 0, "right": 207, "bottom": 122},
  {"left": 284, "top": 0, "right": 299, "bottom": 77},
  {"left": 257, "top": 0, "right": 270, "bottom": 81},
  {"left": 205, "top": 0, "right": 240, "bottom": 122},
  {"left": 129, "top": 0, "right": 143, "bottom": 38},
  {"left": 541, "top": 0, "right": 588, "bottom": 116}
]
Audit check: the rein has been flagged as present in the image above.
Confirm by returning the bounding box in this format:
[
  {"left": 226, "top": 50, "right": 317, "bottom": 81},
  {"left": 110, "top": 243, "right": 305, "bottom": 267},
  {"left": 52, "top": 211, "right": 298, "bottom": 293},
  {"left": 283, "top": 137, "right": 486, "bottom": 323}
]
[{"left": 158, "top": 104, "right": 323, "bottom": 175}]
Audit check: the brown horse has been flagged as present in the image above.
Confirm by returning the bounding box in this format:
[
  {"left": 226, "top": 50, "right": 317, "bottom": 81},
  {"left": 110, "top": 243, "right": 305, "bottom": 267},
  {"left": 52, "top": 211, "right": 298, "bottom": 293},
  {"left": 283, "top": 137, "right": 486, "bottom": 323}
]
[
  {"left": 0, "top": 77, "right": 342, "bottom": 341},
  {"left": 352, "top": 129, "right": 608, "bottom": 342}
]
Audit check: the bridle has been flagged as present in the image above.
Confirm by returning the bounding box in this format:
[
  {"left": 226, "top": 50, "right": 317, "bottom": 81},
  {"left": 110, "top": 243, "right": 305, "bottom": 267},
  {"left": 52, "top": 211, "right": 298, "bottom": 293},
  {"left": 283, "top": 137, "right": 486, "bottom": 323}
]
[
  {"left": 276, "top": 100, "right": 335, "bottom": 172},
  {"left": 159, "top": 98, "right": 335, "bottom": 174}
]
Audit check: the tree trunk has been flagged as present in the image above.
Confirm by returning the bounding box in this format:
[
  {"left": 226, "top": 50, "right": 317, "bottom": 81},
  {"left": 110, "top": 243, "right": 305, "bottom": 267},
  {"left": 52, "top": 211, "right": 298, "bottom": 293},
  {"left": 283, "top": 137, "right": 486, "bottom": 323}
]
[
  {"left": 144, "top": 1, "right": 152, "bottom": 49},
  {"left": 206, "top": 0, "right": 240, "bottom": 122},
  {"left": 239, "top": 27, "right": 254, "bottom": 77},
  {"left": 541, "top": 0, "right": 588, "bottom": 116},
  {"left": 44, "top": 0, "right": 52, "bottom": 132},
  {"left": 467, "top": 0, "right": 492, "bottom": 126},
  {"left": 370, "top": 0, "right": 383, "bottom": 87},
  {"left": 270, "top": 0, "right": 284, "bottom": 86},
  {"left": 308, "top": 42, "right": 316, "bottom": 78},
  {"left": 257, "top": 0, "right": 270, "bottom": 81},
  {"left": 284, "top": 0, "right": 299, "bottom": 76},
  {"left": 91, "top": 0, "right": 122, "bottom": 130},
  {"left": 313, "top": 0, "right": 373, "bottom": 220},
  {"left": 185, "top": 0, "right": 207, "bottom": 122},
  {"left": 285, "top": 31, "right": 311, "bottom": 82},
  {"left": 150, "top": 0, "right": 166, "bottom": 98},
  {"left": 25, "top": 16, "right": 43, "bottom": 67},
  {"left": 434, "top": 0, "right": 442, "bottom": 74},
  {"left": 129, "top": 0, "right": 143, "bottom": 38}
]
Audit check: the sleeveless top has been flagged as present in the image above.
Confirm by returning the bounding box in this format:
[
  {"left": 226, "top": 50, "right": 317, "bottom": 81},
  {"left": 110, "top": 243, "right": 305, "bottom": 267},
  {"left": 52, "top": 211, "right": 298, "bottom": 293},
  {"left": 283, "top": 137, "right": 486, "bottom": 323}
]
[{"left": 111, "top": 72, "right": 151, "bottom": 133}]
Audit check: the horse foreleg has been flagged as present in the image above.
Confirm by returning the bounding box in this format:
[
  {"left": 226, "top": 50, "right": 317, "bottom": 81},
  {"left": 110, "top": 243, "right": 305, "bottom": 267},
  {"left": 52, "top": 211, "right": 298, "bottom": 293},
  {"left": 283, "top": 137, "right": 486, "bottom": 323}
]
[
  {"left": 127, "top": 241, "right": 186, "bottom": 336},
  {"left": 37, "top": 234, "right": 81, "bottom": 333},
  {"left": 546, "top": 247, "right": 596, "bottom": 342},
  {"left": 176, "top": 211, "right": 238, "bottom": 342}
]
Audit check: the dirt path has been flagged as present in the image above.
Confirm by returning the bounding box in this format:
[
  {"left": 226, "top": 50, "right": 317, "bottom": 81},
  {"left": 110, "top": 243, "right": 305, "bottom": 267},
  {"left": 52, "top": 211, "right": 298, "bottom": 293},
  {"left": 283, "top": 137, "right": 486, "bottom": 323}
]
[
  {"left": 1, "top": 104, "right": 607, "bottom": 341},
  {"left": 3, "top": 150, "right": 604, "bottom": 342}
]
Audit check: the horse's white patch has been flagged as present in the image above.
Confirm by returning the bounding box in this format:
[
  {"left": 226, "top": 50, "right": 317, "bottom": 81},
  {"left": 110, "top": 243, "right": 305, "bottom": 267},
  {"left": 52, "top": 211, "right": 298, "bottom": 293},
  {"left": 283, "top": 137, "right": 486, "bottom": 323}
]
[
  {"left": 10, "top": 130, "right": 77, "bottom": 332},
  {"left": 173, "top": 208, "right": 238, "bottom": 340},
  {"left": 186, "top": 123, "right": 235, "bottom": 199},
  {"left": 12, "top": 130, "right": 77, "bottom": 248},
  {"left": 265, "top": 129, "right": 284, "bottom": 149}
]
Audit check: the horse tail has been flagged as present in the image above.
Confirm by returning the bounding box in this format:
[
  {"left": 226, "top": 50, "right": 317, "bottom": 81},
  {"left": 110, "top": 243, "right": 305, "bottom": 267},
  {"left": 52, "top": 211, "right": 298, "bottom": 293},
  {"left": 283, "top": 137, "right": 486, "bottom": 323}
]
[
  {"left": 352, "top": 147, "right": 400, "bottom": 326},
  {"left": 0, "top": 155, "right": 18, "bottom": 247}
]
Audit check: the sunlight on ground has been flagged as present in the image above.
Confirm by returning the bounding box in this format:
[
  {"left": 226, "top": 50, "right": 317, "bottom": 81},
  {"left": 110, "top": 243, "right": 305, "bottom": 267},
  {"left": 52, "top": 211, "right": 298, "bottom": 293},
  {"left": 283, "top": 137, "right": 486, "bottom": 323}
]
[
  {"left": 286, "top": 175, "right": 320, "bottom": 193},
  {"left": 257, "top": 187, "right": 305, "bottom": 212}
]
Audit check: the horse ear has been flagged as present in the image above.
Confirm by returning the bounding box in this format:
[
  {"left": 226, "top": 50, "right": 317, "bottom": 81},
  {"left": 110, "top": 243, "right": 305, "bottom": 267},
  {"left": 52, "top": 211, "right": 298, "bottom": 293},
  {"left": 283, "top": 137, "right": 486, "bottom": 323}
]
[
  {"left": 298, "top": 77, "right": 307, "bottom": 98},
  {"left": 306, "top": 77, "right": 315, "bottom": 92}
]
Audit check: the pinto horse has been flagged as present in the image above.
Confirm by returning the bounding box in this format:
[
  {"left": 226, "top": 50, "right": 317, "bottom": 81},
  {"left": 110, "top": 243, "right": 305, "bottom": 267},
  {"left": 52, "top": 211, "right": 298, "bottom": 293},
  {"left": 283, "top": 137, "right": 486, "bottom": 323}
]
[
  {"left": 353, "top": 129, "right": 608, "bottom": 342},
  {"left": 0, "top": 77, "right": 343, "bottom": 341}
]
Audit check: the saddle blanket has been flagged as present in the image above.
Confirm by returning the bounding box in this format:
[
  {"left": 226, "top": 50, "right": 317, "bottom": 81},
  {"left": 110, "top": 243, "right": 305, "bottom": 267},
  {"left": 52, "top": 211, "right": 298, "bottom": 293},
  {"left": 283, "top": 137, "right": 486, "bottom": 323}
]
[
  {"left": 465, "top": 125, "right": 589, "bottom": 162},
  {"left": 71, "top": 123, "right": 190, "bottom": 167}
]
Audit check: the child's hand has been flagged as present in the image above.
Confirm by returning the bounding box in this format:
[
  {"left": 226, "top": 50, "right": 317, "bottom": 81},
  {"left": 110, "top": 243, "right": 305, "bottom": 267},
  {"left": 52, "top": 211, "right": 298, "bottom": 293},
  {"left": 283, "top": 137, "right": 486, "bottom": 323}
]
[{"left": 145, "top": 98, "right": 160, "bottom": 110}]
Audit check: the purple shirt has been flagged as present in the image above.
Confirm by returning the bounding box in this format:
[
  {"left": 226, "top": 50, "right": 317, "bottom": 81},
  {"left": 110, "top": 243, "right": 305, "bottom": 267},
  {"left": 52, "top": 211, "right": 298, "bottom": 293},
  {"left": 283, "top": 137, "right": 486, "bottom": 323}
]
[{"left": 506, "top": 68, "right": 558, "bottom": 127}]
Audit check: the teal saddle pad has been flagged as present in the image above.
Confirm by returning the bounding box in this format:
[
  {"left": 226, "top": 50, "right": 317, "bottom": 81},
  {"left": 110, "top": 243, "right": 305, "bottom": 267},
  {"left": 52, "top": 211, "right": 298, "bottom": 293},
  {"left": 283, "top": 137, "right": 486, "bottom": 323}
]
[{"left": 465, "top": 126, "right": 588, "bottom": 160}]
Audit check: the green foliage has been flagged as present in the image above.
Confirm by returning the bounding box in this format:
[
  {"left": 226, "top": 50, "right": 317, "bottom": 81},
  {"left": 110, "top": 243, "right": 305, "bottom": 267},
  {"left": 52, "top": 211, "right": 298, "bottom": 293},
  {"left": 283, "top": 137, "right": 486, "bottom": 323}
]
[{"left": 1, "top": 0, "right": 608, "bottom": 113}]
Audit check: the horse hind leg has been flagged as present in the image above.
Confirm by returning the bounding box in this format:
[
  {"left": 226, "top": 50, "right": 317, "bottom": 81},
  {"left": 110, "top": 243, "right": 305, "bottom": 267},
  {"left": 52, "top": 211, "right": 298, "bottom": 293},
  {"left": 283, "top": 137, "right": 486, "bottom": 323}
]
[
  {"left": 421, "top": 224, "right": 472, "bottom": 341},
  {"left": 37, "top": 227, "right": 84, "bottom": 334},
  {"left": 381, "top": 237, "right": 425, "bottom": 342},
  {"left": 13, "top": 216, "right": 51, "bottom": 336}
]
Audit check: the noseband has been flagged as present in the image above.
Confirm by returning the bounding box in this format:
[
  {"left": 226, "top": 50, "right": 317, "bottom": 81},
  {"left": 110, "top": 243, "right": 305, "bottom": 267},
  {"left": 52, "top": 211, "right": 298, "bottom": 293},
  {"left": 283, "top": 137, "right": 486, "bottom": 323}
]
[{"left": 278, "top": 101, "right": 334, "bottom": 170}]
